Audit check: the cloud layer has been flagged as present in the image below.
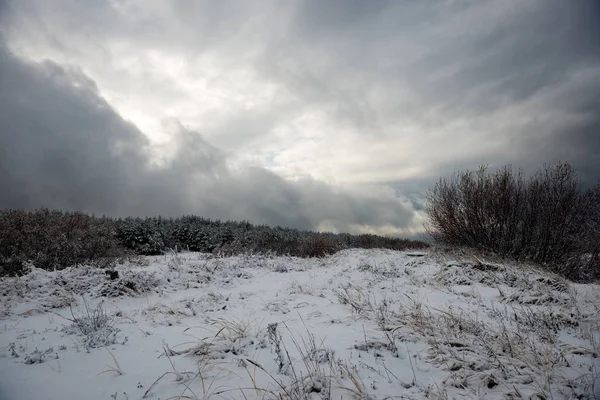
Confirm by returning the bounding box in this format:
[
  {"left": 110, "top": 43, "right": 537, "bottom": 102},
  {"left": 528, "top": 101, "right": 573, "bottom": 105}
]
[
  {"left": 0, "top": 42, "right": 420, "bottom": 235},
  {"left": 0, "top": 0, "right": 599, "bottom": 235}
]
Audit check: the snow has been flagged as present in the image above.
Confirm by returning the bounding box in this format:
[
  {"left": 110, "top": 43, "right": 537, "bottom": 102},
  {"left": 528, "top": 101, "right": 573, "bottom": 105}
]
[{"left": 1, "top": 249, "right": 599, "bottom": 399}]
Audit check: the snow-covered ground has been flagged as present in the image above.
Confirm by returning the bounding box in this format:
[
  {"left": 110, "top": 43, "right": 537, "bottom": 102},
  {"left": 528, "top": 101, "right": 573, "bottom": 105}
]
[{"left": 1, "top": 249, "right": 599, "bottom": 399}]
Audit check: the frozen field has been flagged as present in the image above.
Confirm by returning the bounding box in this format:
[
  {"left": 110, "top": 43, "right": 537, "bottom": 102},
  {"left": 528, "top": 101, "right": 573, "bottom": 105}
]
[{"left": 1, "top": 249, "right": 599, "bottom": 399}]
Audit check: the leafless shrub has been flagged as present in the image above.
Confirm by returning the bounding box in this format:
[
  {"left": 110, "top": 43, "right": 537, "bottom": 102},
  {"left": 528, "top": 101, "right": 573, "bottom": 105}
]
[
  {"left": 0, "top": 209, "right": 129, "bottom": 276},
  {"left": 60, "top": 300, "right": 123, "bottom": 349},
  {"left": 426, "top": 163, "right": 600, "bottom": 281},
  {"left": 298, "top": 235, "right": 343, "bottom": 258},
  {"left": 350, "top": 233, "right": 428, "bottom": 251},
  {"left": 251, "top": 232, "right": 343, "bottom": 258}
]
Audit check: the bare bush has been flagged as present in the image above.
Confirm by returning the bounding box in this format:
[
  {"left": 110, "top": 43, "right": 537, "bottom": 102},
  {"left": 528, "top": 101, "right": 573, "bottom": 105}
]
[
  {"left": 0, "top": 209, "right": 129, "bottom": 276},
  {"left": 348, "top": 233, "right": 428, "bottom": 251},
  {"left": 426, "top": 163, "right": 600, "bottom": 281},
  {"left": 61, "top": 300, "right": 123, "bottom": 349},
  {"left": 298, "top": 235, "right": 342, "bottom": 258}
]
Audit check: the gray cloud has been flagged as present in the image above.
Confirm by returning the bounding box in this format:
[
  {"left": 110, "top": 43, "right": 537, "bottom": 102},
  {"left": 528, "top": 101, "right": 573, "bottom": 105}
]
[
  {"left": 402, "top": 1, "right": 600, "bottom": 117},
  {"left": 0, "top": 43, "right": 150, "bottom": 213},
  {"left": 0, "top": 42, "right": 419, "bottom": 234},
  {"left": 0, "top": 0, "right": 599, "bottom": 234},
  {"left": 274, "top": 1, "right": 600, "bottom": 164}
]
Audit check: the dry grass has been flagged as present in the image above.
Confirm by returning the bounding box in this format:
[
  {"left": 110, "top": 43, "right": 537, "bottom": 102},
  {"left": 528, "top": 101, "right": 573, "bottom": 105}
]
[
  {"left": 164, "top": 314, "right": 376, "bottom": 400},
  {"left": 333, "top": 276, "right": 600, "bottom": 399},
  {"left": 333, "top": 284, "right": 376, "bottom": 317},
  {"left": 97, "top": 348, "right": 123, "bottom": 377},
  {"left": 51, "top": 298, "right": 122, "bottom": 350}
]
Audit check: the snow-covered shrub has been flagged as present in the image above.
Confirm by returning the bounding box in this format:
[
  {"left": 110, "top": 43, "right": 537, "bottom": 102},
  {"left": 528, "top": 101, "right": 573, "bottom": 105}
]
[
  {"left": 24, "top": 347, "right": 57, "bottom": 364},
  {"left": 63, "top": 301, "right": 122, "bottom": 349},
  {"left": 95, "top": 270, "right": 161, "bottom": 297},
  {"left": 116, "top": 217, "right": 165, "bottom": 255}
]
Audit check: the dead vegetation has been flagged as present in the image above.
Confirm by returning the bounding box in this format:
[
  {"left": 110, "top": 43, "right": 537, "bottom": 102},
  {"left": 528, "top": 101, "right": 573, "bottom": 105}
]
[
  {"left": 426, "top": 162, "right": 600, "bottom": 282},
  {"left": 334, "top": 256, "right": 600, "bottom": 399}
]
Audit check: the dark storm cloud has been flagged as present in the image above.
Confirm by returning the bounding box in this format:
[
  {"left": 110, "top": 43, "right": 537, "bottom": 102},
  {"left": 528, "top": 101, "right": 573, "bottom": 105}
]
[
  {"left": 0, "top": 0, "right": 599, "bottom": 233},
  {"left": 401, "top": 1, "right": 600, "bottom": 116},
  {"left": 256, "top": 0, "right": 600, "bottom": 189},
  {"left": 0, "top": 44, "right": 151, "bottom": 213},
  {"left": 518, "top": 80, "right": 600, "bottom": 188},
  {"left": 0, "top": 42, "right": 418, "bottom": 232},
  {"left": 262, "top": 0, "right": 600, "bottom": 175}
]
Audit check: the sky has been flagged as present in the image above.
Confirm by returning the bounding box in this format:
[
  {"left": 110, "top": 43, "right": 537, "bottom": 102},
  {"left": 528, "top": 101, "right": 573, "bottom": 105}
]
[{"left": 0, "top": 0, "right": 599, "bottom": 238}]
